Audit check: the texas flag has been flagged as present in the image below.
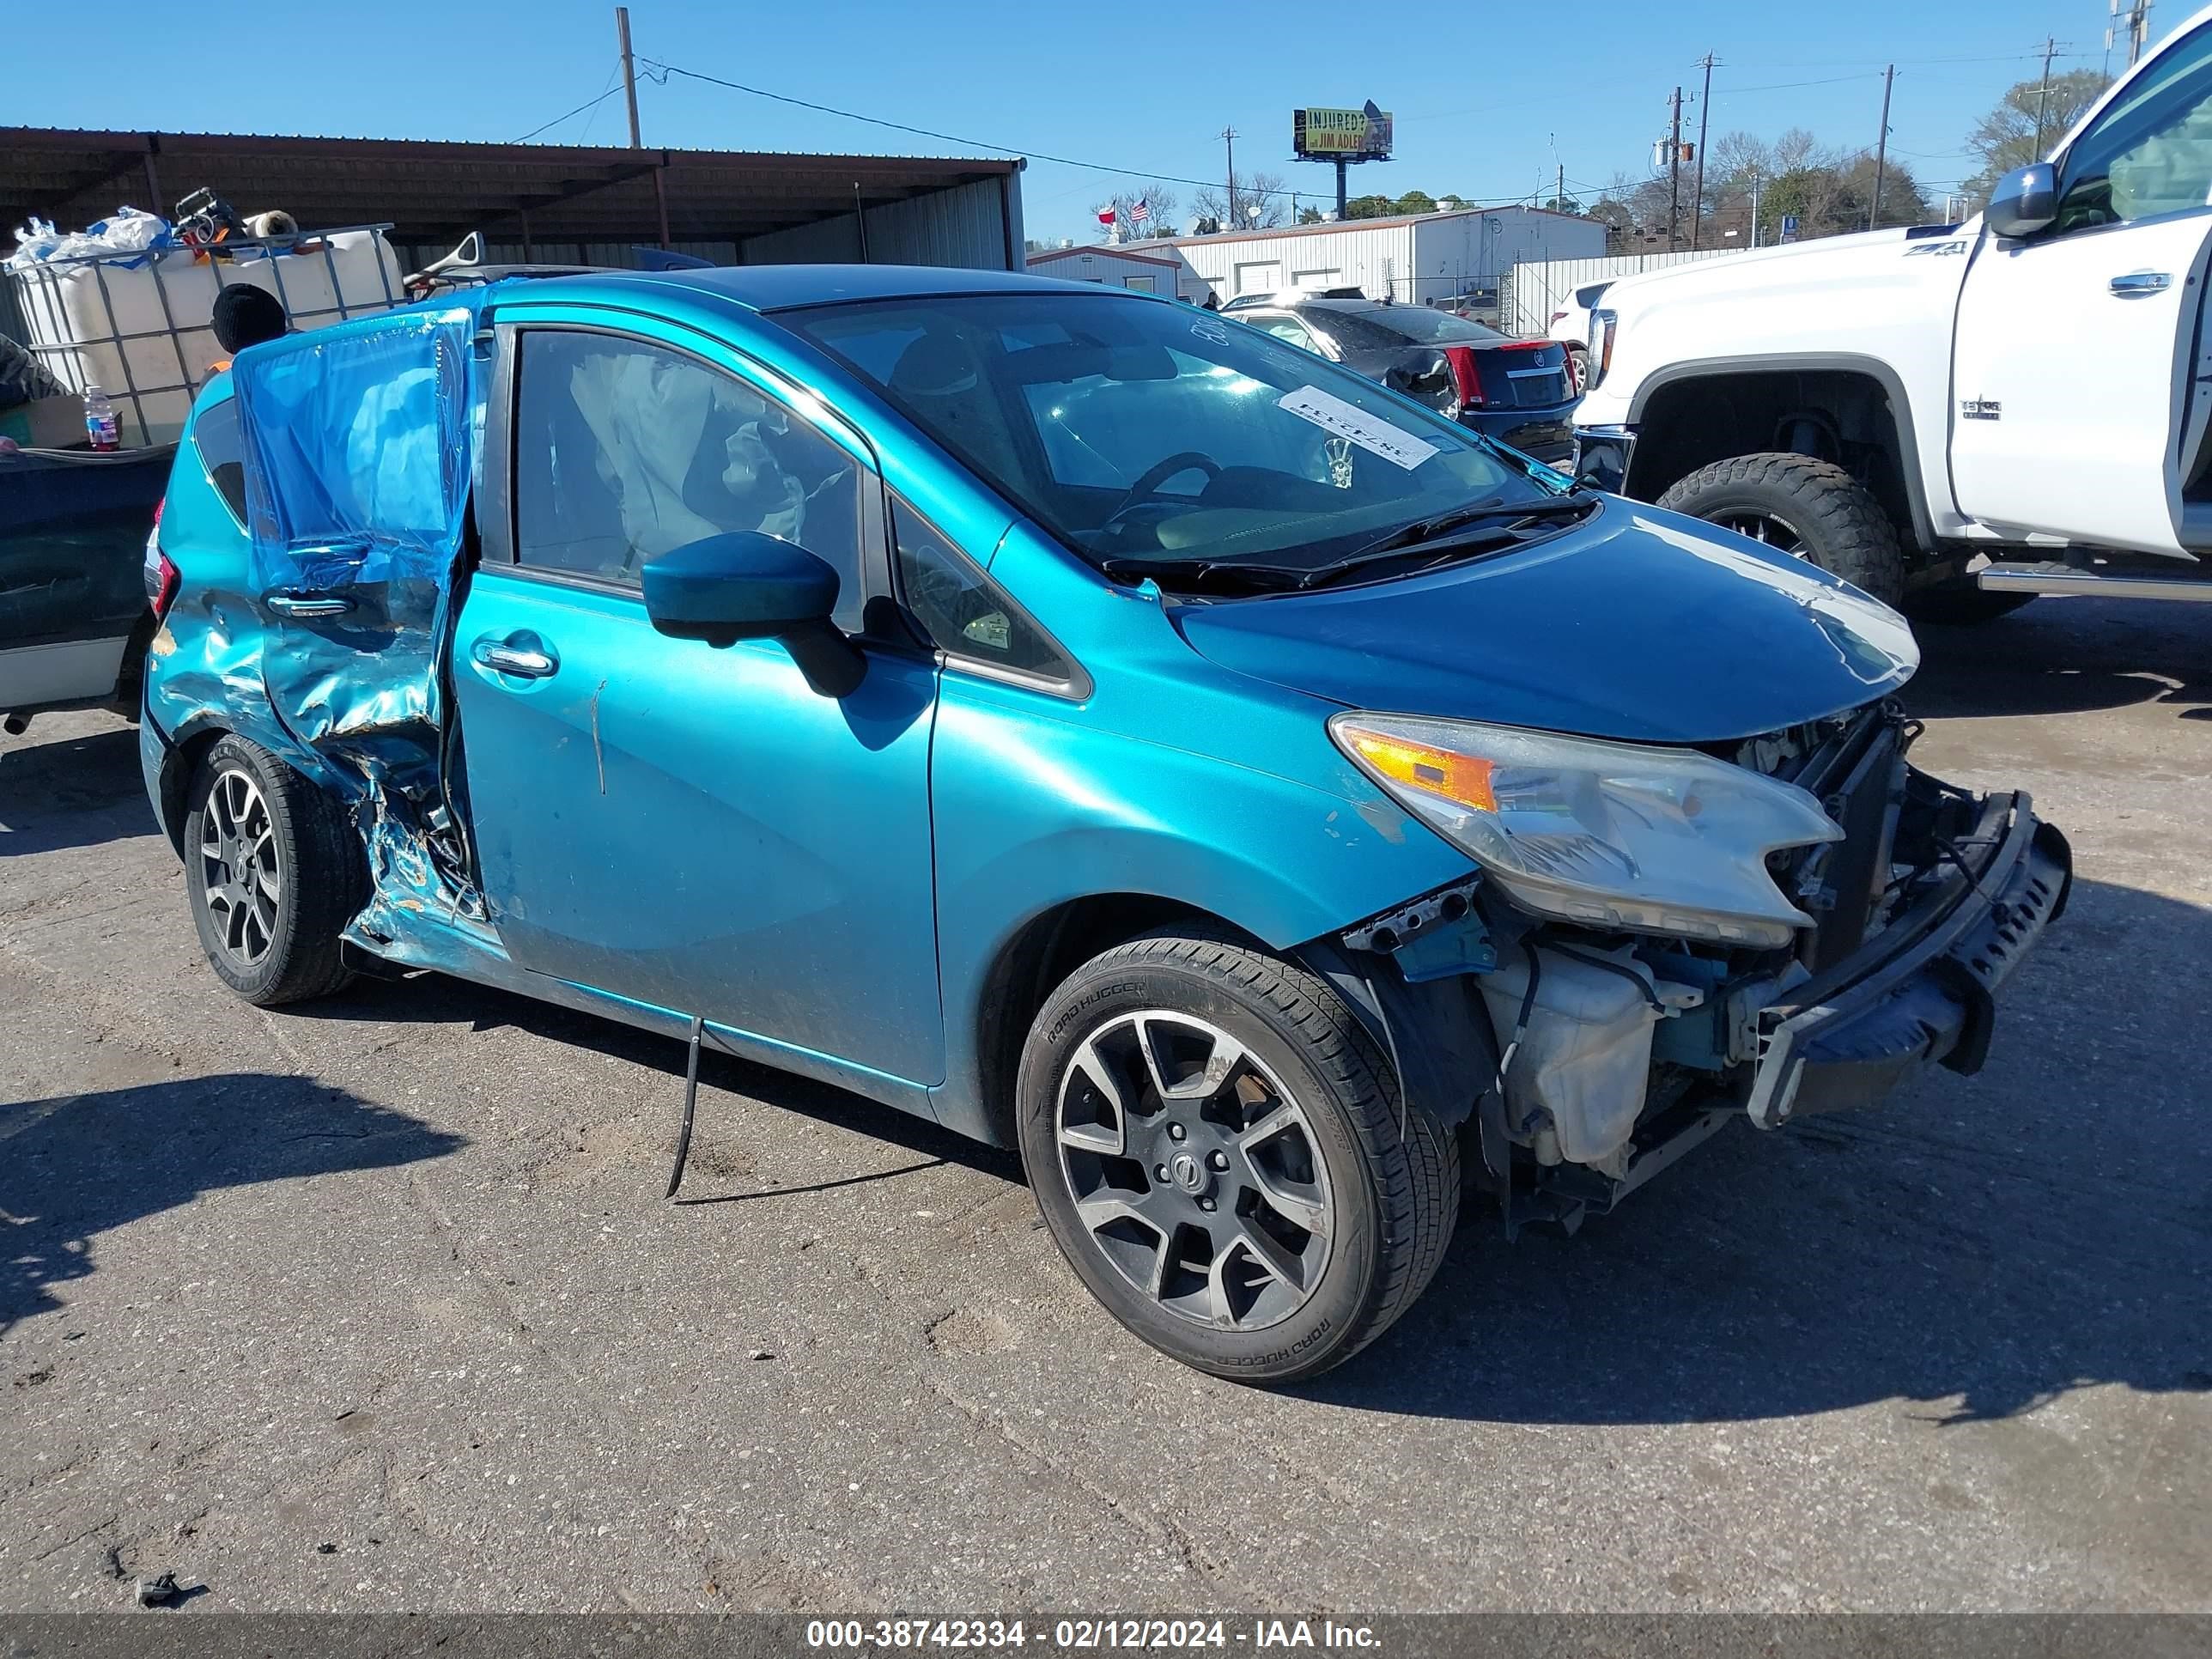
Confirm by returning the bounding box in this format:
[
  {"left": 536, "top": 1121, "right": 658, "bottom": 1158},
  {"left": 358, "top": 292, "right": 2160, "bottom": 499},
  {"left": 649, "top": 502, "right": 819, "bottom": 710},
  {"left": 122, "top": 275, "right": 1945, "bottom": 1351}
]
[{"left": 1097, "top": 205, "right": 1116, "bottom": 228}]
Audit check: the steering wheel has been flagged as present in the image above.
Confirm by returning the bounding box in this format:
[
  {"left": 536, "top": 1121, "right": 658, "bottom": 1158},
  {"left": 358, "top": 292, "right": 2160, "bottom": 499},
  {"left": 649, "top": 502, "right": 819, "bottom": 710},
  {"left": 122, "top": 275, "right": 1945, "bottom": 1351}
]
[{"left": 1103, "top": 452, "right": 1221, "bottom": 527}]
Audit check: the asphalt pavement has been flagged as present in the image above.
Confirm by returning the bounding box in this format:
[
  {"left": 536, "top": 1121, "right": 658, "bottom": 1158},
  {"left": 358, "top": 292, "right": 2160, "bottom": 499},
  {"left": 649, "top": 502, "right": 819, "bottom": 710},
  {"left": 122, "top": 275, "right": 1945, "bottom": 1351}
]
[{"left": 2, "top": 595, "right": 2207, "bottom": 1613}]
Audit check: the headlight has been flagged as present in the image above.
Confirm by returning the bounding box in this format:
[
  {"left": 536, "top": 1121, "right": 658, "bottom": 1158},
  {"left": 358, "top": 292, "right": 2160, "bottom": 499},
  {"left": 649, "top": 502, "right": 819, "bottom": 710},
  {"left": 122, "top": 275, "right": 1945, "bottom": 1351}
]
[{"left": 1331, "top": 712, "right": 1842, "bottom": 948}]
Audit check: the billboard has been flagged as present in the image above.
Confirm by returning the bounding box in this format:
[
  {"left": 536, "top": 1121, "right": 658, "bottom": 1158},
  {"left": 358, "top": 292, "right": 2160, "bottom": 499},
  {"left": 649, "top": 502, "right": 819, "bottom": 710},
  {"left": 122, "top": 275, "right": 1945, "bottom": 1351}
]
[{"left": 1293, "top": 106, "right": 1394, "bottom": 161}]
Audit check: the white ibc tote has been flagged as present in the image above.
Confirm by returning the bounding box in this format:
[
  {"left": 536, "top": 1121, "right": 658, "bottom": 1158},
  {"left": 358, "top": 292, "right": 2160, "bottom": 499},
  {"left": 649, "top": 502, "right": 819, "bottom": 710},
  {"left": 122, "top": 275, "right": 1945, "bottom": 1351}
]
[{"left": 7, "top": 227, "right": 404, "bottom": 446}]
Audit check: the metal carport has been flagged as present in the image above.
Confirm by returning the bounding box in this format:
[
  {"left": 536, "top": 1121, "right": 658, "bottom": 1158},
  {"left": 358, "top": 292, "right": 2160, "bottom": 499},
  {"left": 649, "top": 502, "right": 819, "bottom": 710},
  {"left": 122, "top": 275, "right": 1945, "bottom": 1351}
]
[{"left": 0, "top": 127, "right": 1026, "bottom": 276}]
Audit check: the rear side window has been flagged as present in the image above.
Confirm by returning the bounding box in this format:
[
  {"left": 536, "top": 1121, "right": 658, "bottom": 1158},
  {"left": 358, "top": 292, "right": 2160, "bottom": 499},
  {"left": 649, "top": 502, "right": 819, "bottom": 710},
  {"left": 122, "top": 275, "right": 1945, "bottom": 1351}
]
[
  {"left": 191, "top": 395, "right": 249, "bottom": 525},
  {"left": 512, "top": 330, "right": 868, "bottom": 632},
  {"left": 892, "top": 499, "right": 1073, "bottom": 685}
]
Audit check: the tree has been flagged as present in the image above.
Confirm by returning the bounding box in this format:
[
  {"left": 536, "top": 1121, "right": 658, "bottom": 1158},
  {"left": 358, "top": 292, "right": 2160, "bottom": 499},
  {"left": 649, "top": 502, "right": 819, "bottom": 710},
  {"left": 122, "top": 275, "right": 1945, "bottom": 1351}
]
[
  {"left": 1190, "top": 169, "right": 1291, "bottom": 231},
  {"left": 1297, "top": 205, "right": 1324, "bottom": 224},
  {"left": 1103, "top": 186, "right": 1180, "bottom": 238},
  {"left": 1343, "top": 193, "right": 1396, "bottom": 220},
  {"left": 1961, "top": 69, "right": 2110, "bottom": 204},
  {"left": 1393, "top": 190, "right": 1438, "bottom": 216},
  {"left": 1544, "top": 194, "right": 1583, "bottom": 215}
]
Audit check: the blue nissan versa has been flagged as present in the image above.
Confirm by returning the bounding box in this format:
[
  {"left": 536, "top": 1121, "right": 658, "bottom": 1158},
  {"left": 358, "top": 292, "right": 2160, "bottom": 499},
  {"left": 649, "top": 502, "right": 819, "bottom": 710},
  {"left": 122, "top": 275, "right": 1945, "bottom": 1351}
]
[{"left": 139, "top": 265, "right": 2069, "bottom": 1382}]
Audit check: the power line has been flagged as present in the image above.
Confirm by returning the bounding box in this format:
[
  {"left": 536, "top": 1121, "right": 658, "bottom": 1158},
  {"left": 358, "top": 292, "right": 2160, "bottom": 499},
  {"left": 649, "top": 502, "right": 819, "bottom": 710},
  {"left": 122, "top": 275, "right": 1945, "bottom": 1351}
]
[
  {"left": 511, "top": 71, "right": 627, "bottom": 145},
  {"left": 641, "top": 55, "right": 1541, "bottom": 210}
]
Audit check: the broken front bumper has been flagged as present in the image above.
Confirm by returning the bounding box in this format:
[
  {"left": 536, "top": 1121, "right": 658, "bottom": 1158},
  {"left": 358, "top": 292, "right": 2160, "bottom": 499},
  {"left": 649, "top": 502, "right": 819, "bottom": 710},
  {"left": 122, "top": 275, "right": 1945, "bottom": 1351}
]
[{"left": 1745, "top": 791, "right": 2070, "bottom": 1129}]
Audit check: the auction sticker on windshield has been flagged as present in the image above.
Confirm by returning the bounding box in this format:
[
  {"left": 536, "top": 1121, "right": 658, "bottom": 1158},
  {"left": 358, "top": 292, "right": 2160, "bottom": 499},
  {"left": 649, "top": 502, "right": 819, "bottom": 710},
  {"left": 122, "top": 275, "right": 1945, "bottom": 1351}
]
[{"left": 1278, "top": 386, "right": 1438, "bottom": 471}]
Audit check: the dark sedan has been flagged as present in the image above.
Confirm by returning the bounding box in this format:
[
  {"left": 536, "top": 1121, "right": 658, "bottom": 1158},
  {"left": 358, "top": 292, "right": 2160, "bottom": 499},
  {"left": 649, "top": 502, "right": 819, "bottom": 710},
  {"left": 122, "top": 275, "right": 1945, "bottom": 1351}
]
[{"left": 1229, "top": 297, "right": 1577, "bottom": 465}]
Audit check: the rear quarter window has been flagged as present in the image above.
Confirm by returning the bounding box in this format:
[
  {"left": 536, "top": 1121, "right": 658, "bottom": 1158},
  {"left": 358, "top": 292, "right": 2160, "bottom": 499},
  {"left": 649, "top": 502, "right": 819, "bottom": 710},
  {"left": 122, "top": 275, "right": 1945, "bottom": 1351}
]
[{"left": 191, "top": 395, "right": 249, "bottom": 526}]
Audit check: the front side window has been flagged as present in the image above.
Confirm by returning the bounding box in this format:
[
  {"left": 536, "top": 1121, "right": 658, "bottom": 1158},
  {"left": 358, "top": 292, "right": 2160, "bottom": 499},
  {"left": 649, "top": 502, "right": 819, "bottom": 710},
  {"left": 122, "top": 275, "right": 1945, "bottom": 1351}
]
[
  {"left": 784, "top": 292, "right": 1547, "bottom": 579},
  {"left": 2057, "top": 22, "right": 2212, "bottom": 230},
  {"left": 513, "top": 331, "right": 867, "bottom": 629},
  {"left": 1252, "top": 314, "right": 1324, "bottom": 354}
]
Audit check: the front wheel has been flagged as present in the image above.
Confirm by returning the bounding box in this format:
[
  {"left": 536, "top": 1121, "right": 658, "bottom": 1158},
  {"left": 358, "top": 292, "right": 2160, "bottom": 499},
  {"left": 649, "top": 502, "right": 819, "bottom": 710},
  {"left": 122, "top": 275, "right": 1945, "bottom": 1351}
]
[
  {"left": 1657, "top": 452, "right": 1907, "bottom": 606},
  {"left": 1017, "top": 933, "right": 1460, "bottom": 1383}
]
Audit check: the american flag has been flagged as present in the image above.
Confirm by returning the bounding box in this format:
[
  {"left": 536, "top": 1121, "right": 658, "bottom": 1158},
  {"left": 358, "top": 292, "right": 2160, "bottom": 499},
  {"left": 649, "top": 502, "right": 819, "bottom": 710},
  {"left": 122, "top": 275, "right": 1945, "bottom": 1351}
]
[{"left": 1127, "top": 197, "right": 1150, "bottom": 225}]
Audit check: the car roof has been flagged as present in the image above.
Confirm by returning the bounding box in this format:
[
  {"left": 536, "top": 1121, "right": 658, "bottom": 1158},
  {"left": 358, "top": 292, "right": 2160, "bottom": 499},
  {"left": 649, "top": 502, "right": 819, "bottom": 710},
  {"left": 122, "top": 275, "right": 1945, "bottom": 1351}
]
[{"left": 489, "top": 262, "right": 1117, "bottom": 313}]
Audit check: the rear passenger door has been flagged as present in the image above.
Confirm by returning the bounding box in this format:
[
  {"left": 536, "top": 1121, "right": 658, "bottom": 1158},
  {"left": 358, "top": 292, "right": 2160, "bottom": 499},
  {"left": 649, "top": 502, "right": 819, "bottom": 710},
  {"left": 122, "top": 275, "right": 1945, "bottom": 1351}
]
[{"left": 453, "top": 309, "right": 946, "bottom": 1089}]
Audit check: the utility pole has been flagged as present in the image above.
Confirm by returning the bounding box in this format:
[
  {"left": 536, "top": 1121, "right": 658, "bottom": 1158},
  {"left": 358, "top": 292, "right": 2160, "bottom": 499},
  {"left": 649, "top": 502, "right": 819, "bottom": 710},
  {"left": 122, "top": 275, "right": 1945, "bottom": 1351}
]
[
  {"left": 1556, "top": 161, "right": 1565, "bottom": 210},
  {"left": 615, "top": 7, "right": 671, "bottom": 250},
  {"left": 1749, "top": 167, "right": 1762, "bottom": 247},
  {"left": 1869, "top": 64, "right": 1895, "bottom": 232},
  {"left": 1690, "top": 54, "right": 1716, "bottom": 250},
  {"left": 1667, "top": 86, "right": 1683, "bottom": 252},
  {"left": 1222, "top": 129, "right": 1238, "bottom": 230},
  {"left": 2033, "top": 35, "right": 2060, "bottom": 152},
  {"left": 2106, "top": 1, "right": 2154, "bottom": 72}
]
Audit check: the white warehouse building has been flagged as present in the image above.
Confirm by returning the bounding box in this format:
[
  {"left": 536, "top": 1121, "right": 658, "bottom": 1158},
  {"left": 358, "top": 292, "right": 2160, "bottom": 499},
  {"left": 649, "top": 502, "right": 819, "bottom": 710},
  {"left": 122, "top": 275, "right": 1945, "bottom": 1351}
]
[{"left": 1030, "top": 206, "right": 1606, "bottom": 313}]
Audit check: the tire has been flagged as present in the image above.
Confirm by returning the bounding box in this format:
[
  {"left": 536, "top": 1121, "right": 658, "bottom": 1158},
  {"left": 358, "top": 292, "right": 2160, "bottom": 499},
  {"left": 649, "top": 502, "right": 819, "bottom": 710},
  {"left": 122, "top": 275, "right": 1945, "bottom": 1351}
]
[
  {"left": 1016, "top": 932, "right": 1460, "bottom": 1383},
  {"left": 1657, "top": 452, "right": 1907, "bottom": 606},
  {"left": 1904, "top": 584, "right": 2036, "bottom": 626},
  {"left": 182, "top": 734, "right": 364, "bottom": 1006}
]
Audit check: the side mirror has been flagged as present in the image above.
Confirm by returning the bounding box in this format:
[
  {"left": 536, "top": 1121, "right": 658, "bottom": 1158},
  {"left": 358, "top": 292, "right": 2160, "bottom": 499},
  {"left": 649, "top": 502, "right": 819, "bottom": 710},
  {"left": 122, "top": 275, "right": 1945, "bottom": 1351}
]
[
  {"left": 641, "top": 531, "right": 865, "bottom": 697},
  {"left": 1985, "top": 163, "right": 2058, "bottom": 239}
]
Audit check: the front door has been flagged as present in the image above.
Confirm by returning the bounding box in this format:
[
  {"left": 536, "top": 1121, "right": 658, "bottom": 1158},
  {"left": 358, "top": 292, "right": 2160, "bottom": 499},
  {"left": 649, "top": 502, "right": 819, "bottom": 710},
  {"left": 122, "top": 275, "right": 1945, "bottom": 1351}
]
[
  {"left": 1950, "top": 17, "right": 2212, "bottom": 556},
  {"left": 453, "top": 317, "right": 945, "bottom": 1087}
]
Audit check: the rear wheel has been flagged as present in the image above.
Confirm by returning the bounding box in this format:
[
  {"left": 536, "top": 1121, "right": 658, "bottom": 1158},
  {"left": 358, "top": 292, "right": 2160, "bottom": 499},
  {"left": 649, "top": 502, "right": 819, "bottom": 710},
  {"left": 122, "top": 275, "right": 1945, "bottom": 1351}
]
[
  {"left": 182, "top": 735, "right": 364, "bottom": 1006},
  {"left": 1016, "top": 932, "right": 1459, "bottom": 1383},
  {"left": 1657, "top": 452, "right": 1907, "bottom": 606}
]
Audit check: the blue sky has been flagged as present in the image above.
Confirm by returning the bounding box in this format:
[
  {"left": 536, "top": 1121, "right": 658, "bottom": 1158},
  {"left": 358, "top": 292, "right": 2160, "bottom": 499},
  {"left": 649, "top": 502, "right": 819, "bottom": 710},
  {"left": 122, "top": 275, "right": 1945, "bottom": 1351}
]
[{"left": 10, "top": 0, "right": 2185, "bottom": 244}]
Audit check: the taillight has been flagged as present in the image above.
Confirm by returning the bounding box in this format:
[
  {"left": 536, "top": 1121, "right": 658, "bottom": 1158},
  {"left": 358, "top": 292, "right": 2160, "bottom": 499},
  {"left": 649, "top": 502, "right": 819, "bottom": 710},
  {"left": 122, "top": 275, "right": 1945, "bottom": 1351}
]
[
  {"left": 1443, "top": 346, "right": 1486, "bottom": 410},
  {"left": 144, "top": 501, "right": 179, "bottom": 621}
]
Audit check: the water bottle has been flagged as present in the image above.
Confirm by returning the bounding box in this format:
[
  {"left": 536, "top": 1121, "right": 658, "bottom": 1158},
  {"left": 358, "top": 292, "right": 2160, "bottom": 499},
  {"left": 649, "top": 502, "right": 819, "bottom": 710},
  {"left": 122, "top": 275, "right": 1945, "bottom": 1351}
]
[{"left": 84, "top": 385, "right": 120, "bottom": 452}]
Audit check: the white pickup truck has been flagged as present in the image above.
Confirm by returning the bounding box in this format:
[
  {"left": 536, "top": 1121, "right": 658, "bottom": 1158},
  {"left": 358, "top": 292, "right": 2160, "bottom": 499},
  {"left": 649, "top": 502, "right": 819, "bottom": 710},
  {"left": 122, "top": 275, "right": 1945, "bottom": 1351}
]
[{"left": 1572, "top": 6, "right": 2212, "bottom": 620}]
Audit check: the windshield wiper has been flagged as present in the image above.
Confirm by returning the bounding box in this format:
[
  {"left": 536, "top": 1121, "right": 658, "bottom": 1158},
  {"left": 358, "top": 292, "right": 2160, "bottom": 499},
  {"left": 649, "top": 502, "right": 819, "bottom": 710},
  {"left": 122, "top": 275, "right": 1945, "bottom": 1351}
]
[
  {"left": 1097, "top": 556, "right": 1309, "bottom": 593},
  {"left": 1346, "top": 494, "right": 1598, "bottom": 561},
  {"left": 1290, "top": 496, "right": 1601, "bottom": 592}
]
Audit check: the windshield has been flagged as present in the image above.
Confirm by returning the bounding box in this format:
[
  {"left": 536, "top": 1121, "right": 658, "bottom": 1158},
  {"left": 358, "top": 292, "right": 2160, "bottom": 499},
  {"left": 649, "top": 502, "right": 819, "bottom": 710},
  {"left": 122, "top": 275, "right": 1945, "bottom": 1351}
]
[{"left": 781, "top": 291, "right": 1554, "bottom": 575}]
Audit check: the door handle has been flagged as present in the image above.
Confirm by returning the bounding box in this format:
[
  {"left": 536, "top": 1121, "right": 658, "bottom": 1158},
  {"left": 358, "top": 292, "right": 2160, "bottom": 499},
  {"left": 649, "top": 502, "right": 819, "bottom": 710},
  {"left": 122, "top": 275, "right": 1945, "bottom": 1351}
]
[
  {"left": 471, "top": 636, "right": 558, "bottom": 678},
  {"left": 2111, "top": 270, "right": 2172, "bottom": 295},
  {"left": 267, "top": 593, "right": 353, "bottom": 617}
]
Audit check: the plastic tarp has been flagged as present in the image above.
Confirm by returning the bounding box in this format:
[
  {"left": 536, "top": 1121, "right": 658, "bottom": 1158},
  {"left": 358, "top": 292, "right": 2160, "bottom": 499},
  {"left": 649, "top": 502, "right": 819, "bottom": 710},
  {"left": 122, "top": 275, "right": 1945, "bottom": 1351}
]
[{"left": 234, "top": 304, "right": 473, "bottom": 596}]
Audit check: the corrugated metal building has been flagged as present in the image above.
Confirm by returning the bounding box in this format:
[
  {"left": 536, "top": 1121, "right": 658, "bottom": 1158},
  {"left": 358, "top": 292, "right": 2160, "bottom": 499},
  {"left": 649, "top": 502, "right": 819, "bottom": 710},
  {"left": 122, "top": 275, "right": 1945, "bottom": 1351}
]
[
  {"left": 1023, "top": 244, "right": 1186, "bottom": 294},
  {"left": 1052, "top": 207, "right": 1606, "bottom": 307}
]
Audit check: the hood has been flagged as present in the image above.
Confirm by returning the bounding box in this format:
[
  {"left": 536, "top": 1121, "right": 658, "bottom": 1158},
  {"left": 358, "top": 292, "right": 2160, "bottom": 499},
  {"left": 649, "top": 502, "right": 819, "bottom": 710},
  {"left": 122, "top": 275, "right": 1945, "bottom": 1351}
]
[
  {"left": 1604, "top": 225, "right": 1928, "bottom": 304},
  {"left": 1172, "top": 500, "right": 1919, "bottom": 744}
]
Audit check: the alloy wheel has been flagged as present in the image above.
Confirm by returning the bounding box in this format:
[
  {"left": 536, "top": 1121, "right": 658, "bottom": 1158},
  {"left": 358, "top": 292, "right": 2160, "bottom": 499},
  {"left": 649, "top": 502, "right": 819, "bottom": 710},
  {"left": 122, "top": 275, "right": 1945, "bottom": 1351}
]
[
  {"left": 1055, "top": 1012, "right": 1334, "bottom": 1331},
  {"left": 198, "top": 768, "right": 281, "bottom": 968},
  {"left": 1713, "top": 511, "right": 1808, "bottom": 557}
]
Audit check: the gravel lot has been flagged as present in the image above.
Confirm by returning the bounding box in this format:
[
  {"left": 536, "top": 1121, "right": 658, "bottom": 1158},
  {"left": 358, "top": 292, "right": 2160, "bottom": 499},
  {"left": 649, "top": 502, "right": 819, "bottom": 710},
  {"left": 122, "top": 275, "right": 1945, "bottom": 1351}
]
[{"left": 2, "top": 596, "right": 2207, "bottom": 1614}]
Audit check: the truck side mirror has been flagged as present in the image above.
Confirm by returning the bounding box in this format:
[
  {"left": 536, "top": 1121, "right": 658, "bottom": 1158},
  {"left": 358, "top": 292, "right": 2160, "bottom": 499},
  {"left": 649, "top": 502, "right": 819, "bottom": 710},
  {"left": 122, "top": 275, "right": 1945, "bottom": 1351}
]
[{"left": 1985, "top": 164, "right": 2058, "bottom": 240}]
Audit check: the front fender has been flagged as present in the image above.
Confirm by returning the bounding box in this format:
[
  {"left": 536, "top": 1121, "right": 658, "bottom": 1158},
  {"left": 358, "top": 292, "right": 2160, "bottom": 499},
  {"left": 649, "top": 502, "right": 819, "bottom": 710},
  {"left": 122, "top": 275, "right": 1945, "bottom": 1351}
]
[{"left": 927, "top": 674, "right": 1474, "bottom": 1138}]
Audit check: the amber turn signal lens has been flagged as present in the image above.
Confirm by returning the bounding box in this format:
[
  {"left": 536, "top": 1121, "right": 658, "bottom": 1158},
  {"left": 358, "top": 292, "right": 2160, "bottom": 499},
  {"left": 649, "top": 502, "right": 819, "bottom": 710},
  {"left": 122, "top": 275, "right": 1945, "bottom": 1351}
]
[{"left": 1340, "top": 726, "right": 1498, "bottom": 813}]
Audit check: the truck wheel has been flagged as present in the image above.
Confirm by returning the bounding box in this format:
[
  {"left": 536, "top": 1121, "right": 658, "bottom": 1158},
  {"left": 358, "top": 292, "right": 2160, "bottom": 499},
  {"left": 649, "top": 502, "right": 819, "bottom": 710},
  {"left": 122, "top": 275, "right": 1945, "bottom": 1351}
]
[
  {"left": 1017, "top": 932, "right": 1460, "bottom": 1384},
  {"left": 1904, "top": 585, "right": 2036, "bottom": 626},
  {"left": 182, "top": 734, "right": 364, "bottom": 1006},
  {"left": 1657, "top": 453, "right": 1906, "bottom": 606}
]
